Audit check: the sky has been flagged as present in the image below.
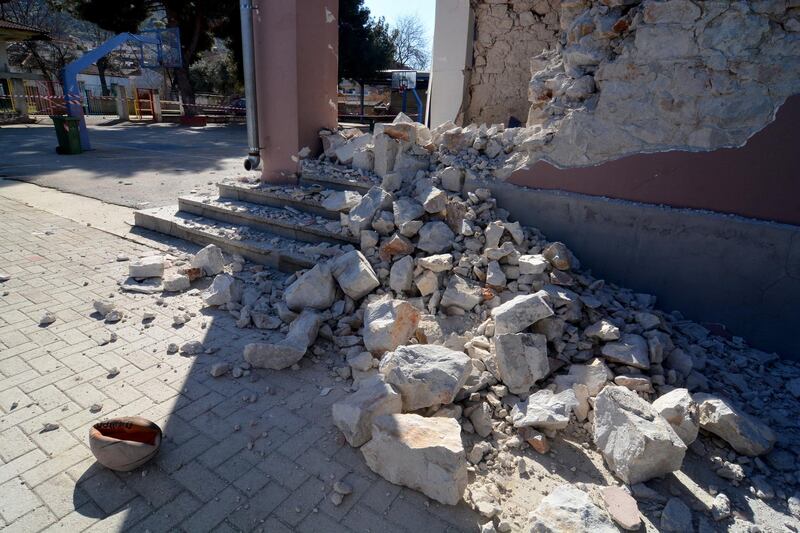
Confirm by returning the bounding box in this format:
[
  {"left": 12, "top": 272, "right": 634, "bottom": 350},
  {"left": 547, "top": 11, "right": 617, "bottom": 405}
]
[{"left": 363, "top": 0, "right": 436, "bottom": 48}]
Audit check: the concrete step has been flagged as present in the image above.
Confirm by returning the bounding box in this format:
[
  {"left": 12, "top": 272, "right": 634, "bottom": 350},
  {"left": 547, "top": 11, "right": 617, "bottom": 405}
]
[
  {"left": 299, "top": 164, "right": 379, "bottom": 194},
  {"left": 134, "top": 205, "right": 344, "bottom": 273},
  {"left": 217, "top": 181, "right": 339, "bottom": 220},
  {"left": 177, "top": 196, "right": 358, "bottom": 247}
]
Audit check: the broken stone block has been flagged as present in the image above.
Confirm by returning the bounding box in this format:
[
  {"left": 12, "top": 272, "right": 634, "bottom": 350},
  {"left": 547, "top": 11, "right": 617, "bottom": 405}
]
[
  {"left": 553, "top": 358, "right": 612, "bottom": 396},
  {"left": 371, "top": 211, "right": 395, "bottom": 235},
  {"left": 439, "top": 166, "right": 465, "bottom": 192},
  {"left": 389, "top": 255, "right": 414, "bottom": 293},
  {"left": 542, "top": 241, "right": 579, "bottom": 271},
  {"left": 163, "top": 273, "right": 190, "bottom": 292},
  {"left": 330, "top": 250, "right": 380, "bottom": 300},
  {"left": 284, "top": 263, "right": 336, "bottom": 311},
  {"left": 347, "top": 351, "right": 374, "bottom": 372},
  {"left": 491, "top": 291, "right": 554, "bottom": 335},
  {"left": 417, "top": 254, "right": 453, "bottom": 272},
  {"left": 414, "top": 269, "right": 438, "bottom": 296},
  {"left": 601, "top": 333, "right": 650, "bottom": 369},
  {"left": 416, "top": 221, "right": 455, "bottom": 254},
  {"left": 129, "top": 255, "right": 165, "bottom": 279},
  {"left": 393, "top": 197, "right": 425, "bottom": 231},
  {"left": 511, "top": 389, "right": 577, "bottom": 430},
  {"left": 614, "top": 375, "right": 653, "bottom": 393},
  {"left": 694, "top": 393, "right": 775, "bottom": 456},
  {"left": 651, "top": 388, "right": 699, "bottom": 445},
  {"left": 483, "top": 221, "right": 504, "bottom": 249},
  {"left": 363, "top": 296, "right": 421, "bottom": 355},
  {"left": 361, "top": 414, "right": 467, "bottom": 505},
  {"left": 39, "top": 311, "right": 56, "bottom": 326},
  {"left": 415, "top": 180, "right": 447, "bottom": 213},
  {"left": 440, "top": 275, "right": 483, "bottom": 311},
  {"left": 349, "top": 186, "right": 392, "bottom": 233},
  {"left": 381, "top": 172, "right": 403, "bottom": 192},
  {"left": 469, "top": 402, "right": 493, "bottom": 438},
  {"left": 191, "top": 244, "right": 224, "bottom": 276},
  {"left": 379, "top": 233, "right": 414, "bottom": 260},
  {"left": 494, "top": 333, "right": 549, "bottom": 394},
  {"left": 379, "top": 344, "right": 472, "bottom": 411},
  {"left": 373, "top": 133, "right": 399, "bottom": 177},
  {"left": 360, "top": 230, "right": 379, "bottom": 250},
  {"left": 600, "top": 486, "right": 642, "bottom": 531},
  {"left": 334, "top": 133, "right": 372, "bottom": 164},
  {"left": 594, "top": 386, "right": 686, "bottom": 484},
  {"left": 394, "top": 150, "right": 430, "bottom": 179},
  {"left": 332, "top": 376, "right": 402, "bottom": 447},
  {"left": 485, "top": 261, "right": 506, "bottom": 287},
  {"left": 243, "top": 310, "right": 321, "bottom": 369},
  {"left": 585, "top": 319, "right": 621, "bottom": 341},
  {"left": 210, "top": 363, "right": 230, "bottom": 377},
  {"left": 660, "top": 498, "right": 692, "bottom": 532},
  {"left": 93, "top": 300, "right": 115, "bottom": 317},
  {"left": 518, "top": 254, "right": 547, "bottom": 275},
  {"left": 203, "top": 274, "right": 234, "bottom": 306},
  {"left": 527, "top": 485, "right": 617, "bottom": 532},
  {"left": 322, "top": 190, "right": 362, "bottom": 212}
]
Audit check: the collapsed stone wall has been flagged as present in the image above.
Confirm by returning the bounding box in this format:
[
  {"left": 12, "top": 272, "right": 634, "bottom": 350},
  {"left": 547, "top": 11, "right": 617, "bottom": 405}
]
[
  {"left": 524, "top": 0, "right": 800, "bottom": 168},
  {"left": 465, "top": 0, "right": 561, "bottom": 125}
]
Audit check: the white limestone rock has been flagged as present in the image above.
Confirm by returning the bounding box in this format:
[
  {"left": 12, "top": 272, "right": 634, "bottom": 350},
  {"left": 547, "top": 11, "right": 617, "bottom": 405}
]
[
  {"left": 191, "top": 244, "right": 224, "bottom": 276},
  {"left": 511, "top": 389, "right": 578, "bottom": 430},
  {"left": 415, "top": 180, "right": 447, "bottom": 213},
  {"left": 652, "top": 388, "right": 699, "bottom": 445},
  {"left": 349, "top": 186, "right": 392, "bottom": 233},
  {"left": 440, "top": 275, "right": 483, "bottom": 311},
  {"left": 494, "top": 333, "right": 549, "bottom": 395},
  {"left": 203, "top": 274, "right": 235, "bottom": 306},
  {"left": 601, "top": 334, "right": 650, "bottom": 369},
  {"left": 373, "top": 133, "right": 399, "bottom": 177},
  {"left": 389, "top": 255, "right": 414, "bottom": 293},
  {"left": 93, "top": 300, "right": 116, "bottom": 317},
  {"left": 379, "top": 344, "right": 472, "bottom": 411},
  {"left": 694, "top": 393, "right": 776, "bottom": 456},
  {"left": 527, "top": 485, "right": 617, "bottom": 533},
  {"left": 594, "top": 386, "right": 686, "bottom": 484},
  {"left": 361, "top": 414, "right": 467, "bottom": 505},
  {"left": 352, "top": 147, "right": 374, "bottom": 172},
  {"left": 335, "top": 133, "right": 372, "bottom": 165},
  {"left": 554, "top": 358, "right": 612, "bottom": 396},
  {"left": 490, "top": 291, "right": 554, "bottom": 335},
  {"left": 585, "top": 319, "right": 621, "bottom": 341},
  {"left": 518, "top": 254, "right": 547, "bottom": 275},
  {"left": 322, "top": 190, "right": 362, "bottom": 212},
  {"left": 332, "top": 376, "right": 402, "bottom": 447},
  {"left": 163, "top": 273, "right": 190, "bottom": 292},
  {"left": 129, "top": 255, "right": 166, "bottom": 279},
  {"left": 284, "top": 263, "right": 337, "bottom": 311},
  {"left": 416, "top": 221, "right": 455, "bottom": 254},
  {"left": 330, "top": 250, "right": 380, "bottom": 300},
  {"left": 243, "top": 309, "right": 321, "bottom": 369},
  {"left": 363, "top": 296, "right": 421, "bottom": 355},
  {"left": 542, "top": 242, "right": 578, "bottom": 271},
  {"left": 439, "top": 166, "right": 465, "bottom": 192},
  {"left": 417, "top": 254, "right": 453, "bottom": 272}
]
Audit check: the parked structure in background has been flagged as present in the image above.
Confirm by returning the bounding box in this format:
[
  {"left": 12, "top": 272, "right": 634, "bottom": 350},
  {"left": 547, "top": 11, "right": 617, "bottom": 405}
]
[
  {"left": 0, "top": 17, "right": 48, "bottom": 121},
  {"left": 338, "top": 70, "right": 429, "bottom": 127}
]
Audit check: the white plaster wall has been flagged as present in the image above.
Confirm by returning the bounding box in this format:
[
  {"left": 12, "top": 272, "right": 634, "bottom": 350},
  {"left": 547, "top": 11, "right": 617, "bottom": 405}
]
[{"left": 427, "top": 0, "right": 473, "bottom": 128}]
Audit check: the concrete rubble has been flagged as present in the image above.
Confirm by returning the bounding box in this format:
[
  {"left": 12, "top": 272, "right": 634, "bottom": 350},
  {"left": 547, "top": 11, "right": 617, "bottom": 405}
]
[{"left": 106, "top": 113, "right": 800, "bottom": 532}]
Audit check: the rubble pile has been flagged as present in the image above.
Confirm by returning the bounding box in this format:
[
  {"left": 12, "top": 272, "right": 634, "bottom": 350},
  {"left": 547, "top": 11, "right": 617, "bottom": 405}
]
[{"left": 153, "top": 114, "right": 799, "bottom": 530}]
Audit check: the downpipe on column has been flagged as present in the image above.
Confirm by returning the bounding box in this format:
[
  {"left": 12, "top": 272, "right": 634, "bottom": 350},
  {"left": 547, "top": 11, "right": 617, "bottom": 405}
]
[{"left": 240, "top": 0, "right": 261, "bottom": 171}]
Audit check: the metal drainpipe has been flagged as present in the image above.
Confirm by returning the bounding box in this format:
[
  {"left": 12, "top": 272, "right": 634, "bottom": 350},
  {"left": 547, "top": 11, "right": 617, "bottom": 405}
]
[{"left": 240, "top": 0, "right": 260, "bottom": 171}]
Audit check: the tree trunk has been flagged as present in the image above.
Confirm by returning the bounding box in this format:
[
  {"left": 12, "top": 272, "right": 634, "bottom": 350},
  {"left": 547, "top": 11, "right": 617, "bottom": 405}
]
[
  {"left": 174, "top": 66, "right": 196, "bottom": 116},
  {"left": 97, "top": 57, "right": 110, "bottom": 96}
]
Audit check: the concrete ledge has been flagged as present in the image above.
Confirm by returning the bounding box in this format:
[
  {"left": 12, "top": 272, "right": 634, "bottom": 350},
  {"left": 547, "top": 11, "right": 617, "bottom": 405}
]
[
  {"left": 467, "top": 178, "right": 800, "bottom": 359},
  {"left": 217, "top": 182, "right": 339, "bottom": 220}
]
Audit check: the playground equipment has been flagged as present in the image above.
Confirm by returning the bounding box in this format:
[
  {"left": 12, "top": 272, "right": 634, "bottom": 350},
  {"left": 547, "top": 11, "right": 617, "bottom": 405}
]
[
  {"left": 392, "top": 71, "right": 424, "bottom": 124},
  {"left": 61, "top": 28, "right": 181, "bottom": 151}
]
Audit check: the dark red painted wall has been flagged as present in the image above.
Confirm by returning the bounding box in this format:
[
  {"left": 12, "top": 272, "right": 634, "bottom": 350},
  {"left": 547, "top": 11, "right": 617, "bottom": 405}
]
[{"left": 509, "top": 96, "right": 800, "bottom": 226}]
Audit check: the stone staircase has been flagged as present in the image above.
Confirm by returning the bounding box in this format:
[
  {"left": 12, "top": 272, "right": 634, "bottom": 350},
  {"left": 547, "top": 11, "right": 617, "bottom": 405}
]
[{"left": 133, "top": 166, "right": 378, "bottom": 273}]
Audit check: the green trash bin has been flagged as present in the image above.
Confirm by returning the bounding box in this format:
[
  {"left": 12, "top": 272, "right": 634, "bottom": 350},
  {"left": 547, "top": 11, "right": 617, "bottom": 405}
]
[{"left": 51, "top": 115, "right": 83, "bottom": 154}]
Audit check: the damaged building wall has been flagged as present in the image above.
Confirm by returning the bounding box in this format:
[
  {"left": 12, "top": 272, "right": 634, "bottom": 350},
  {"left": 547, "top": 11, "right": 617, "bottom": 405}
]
[
  {"left": 464, "top": 0, "right": 561, "bottom": 125},
  {"left": 523, "top": 0, "right": 800, "bottom": 167}
]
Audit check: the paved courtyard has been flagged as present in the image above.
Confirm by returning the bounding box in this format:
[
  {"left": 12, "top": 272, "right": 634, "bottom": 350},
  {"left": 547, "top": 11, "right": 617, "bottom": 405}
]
[
  {"left": 0, "top": 119, "right": 247, "bottom": 209},
  {"left": 0, "top": 195, "right": 481, "bottom": 532}
]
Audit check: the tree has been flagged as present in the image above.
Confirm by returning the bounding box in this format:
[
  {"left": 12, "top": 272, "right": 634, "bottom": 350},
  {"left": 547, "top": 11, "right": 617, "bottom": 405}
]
[
  {"left": 59, "top": 0, "right": 240, "bottom": 114},
  {"left": 338, "top": 0, "right": 394, "bottom": 116},
  {"left": 390, "top": 14, "right": 430, "bottom": 71}
]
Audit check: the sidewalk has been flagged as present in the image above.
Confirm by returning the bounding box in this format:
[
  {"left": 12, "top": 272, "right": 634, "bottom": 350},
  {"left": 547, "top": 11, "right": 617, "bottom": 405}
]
[{"left": 0, "top": 196, "right": 480, "bottom": 532}]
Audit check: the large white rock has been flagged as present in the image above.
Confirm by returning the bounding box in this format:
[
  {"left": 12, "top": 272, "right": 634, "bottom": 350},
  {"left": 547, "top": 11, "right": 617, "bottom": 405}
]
[
  {"left": 594, "top": 386, "right": 686, "bottom": 484},
  {"left": 491, "top": 291, "right": 554, "bottom": 335},
  {"left": 416, "top": 221, "right": 455, "bottom": 254},
  {"left": 518, "top": 254, "right": 547, "bottom": 275},
  {"left": 585, "top": 319, "right": 621, "bottom": 341},
  {"left": 129, "top": 255, "right": 166, "bottom": 279},
  {"left": 191, "top": 244, "right": 224, "bottom": 276},
  {"left": 349, "top": 186, "right": 392, "bottom": 233},
  {"left": 494, "top": 333, "right": 549, "bottom": 395},
  {"left": 284, "top": 263, "right": 337, "bottom": 311},
  {"left": 373, "top": 133, "right": 399, "bottom": 177},
  {"left": 601, "top": 334, "right": 650, "bottom": 369},
  {"left": 334, "top": 133, "right": 372, "bottom": 164},
  {"left": 330, "top": 250, "right": 380, "bottom": 300},
  {"left": 380, "top": 344, "right": 472, "bottom": 411},
  {"left": 527, "top": 485, "right": 617, "bottom": 533},
  {"left": 694, "top": 393, "right": 775, "bottom": 456},
  {"left": 652, "top": 388, "right": 699, "bottom": 445},
  {"left": 439, "top": 166, "right": 464, "bottom": 192},
  {"left": 363, "top": 296, "right": 421, "bottom": 355},
  {"left": 203, "top": 274, "right": 235, "bottom": 306},
  {"left": 361, "top": 414, "right": 467, "bottom": 505},
  {"left": 389, "top": 255, "right": 414, "bottom": 293},
  {"left": 554, "top": 358, "right": 612, "bottom": 396},
  {"left": 163, "top": 273, "right": 190, "bottom": 292},
  {"left": 415, "top": 180, "right": 447, "bottom": 213},
  {"left": 511, "top": 389, "right": 577, "bottom": 430},
  {"left": 322, "top": 190, "right": 362, "bottom": 212},
  {"left": 440, "top": 275, "right": 483, "bottom": 311},
  {"left": 243, "top": 310, "right": 321, "bottom": 369},
  {"left": 332, "top": 377, "right": 402, "bottom": 447}
]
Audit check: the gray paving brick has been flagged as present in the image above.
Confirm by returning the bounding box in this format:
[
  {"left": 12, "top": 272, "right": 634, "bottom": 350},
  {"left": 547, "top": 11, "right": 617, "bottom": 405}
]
[
  {"left": 180, "top": 485, "right": 242, "bottom": 533},
  {"left": 225, "top": 481, "right": 290, "bottom": 532}
]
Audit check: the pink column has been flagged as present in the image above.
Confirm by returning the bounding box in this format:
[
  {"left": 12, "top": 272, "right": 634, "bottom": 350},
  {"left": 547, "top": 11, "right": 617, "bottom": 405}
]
[{"left": 252, "top": 0, "right": 339, "bottom": 183}]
